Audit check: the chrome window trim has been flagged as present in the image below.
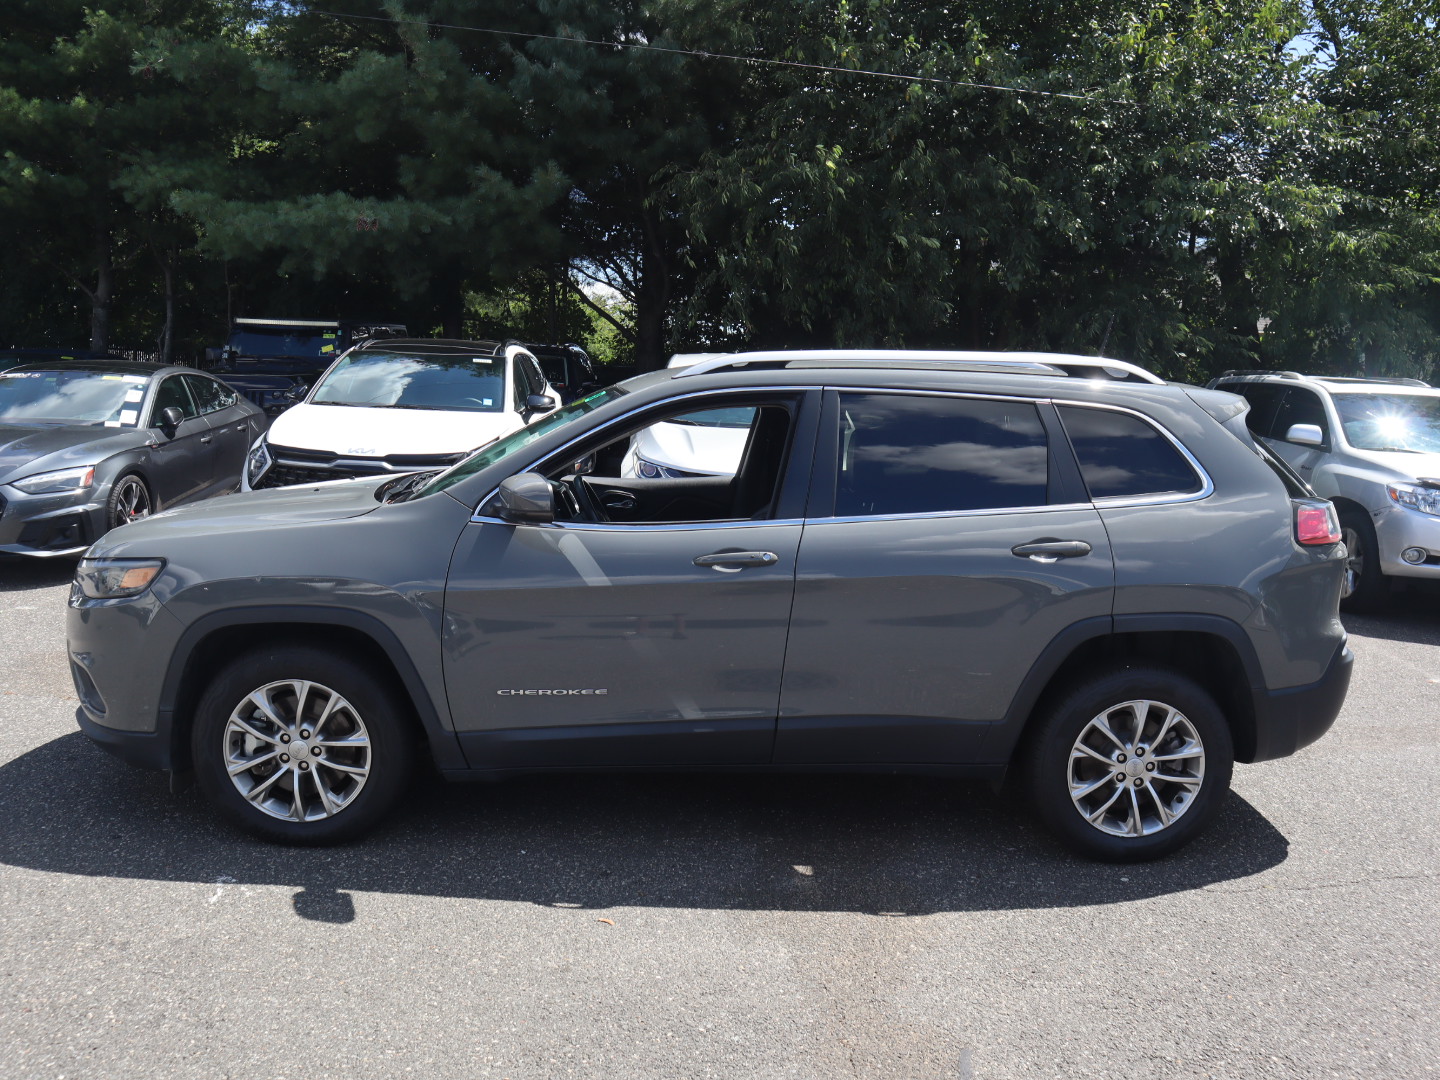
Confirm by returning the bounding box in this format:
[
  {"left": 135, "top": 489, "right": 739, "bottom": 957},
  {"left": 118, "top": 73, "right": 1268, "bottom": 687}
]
[
  {"left": 470, "top": 516, "right": 805, "bottom": 532},
  {"left": 1050, "top": 397, "right": 1215, "bottom": 508},
  {"left": 470, "top": 384, "right": 812, "bottom": 521},
  {"left": 807, "top": 503, "right": 1095, "bottom": 526}
]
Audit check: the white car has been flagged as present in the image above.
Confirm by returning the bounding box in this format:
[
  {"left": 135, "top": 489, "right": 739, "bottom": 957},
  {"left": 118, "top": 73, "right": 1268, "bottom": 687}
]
[
  {"left": 243, "top": 339, "right": 559, "bottom": 489},
  {"left": 620, "top": 404, "right": 756, "bottom": 479}
]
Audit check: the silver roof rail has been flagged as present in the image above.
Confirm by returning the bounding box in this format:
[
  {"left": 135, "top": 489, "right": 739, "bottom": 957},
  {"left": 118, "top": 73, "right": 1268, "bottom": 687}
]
[{"left": 671, "top": 350, "right": 1165, "bottom": 384}]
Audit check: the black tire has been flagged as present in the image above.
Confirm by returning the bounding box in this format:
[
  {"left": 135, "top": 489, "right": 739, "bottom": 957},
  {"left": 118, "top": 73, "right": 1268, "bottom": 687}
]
[
  {"left": 1024, "top": 666, "right": 1234, "bottom": 862},
  {"left": 1338, "top": 509, "right": 1388, "bottom": 613},
  {"left": 105, "top": 473, "right": 153, "bottom": 532},
  {"left": 191, "top": 646, "right": 415, "bottom": 844}
]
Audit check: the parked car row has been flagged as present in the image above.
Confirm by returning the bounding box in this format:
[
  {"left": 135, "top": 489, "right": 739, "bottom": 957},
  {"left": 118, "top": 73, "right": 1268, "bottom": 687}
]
[{"left": 64, "top": 350, "right": 1356, "bottom": 862}]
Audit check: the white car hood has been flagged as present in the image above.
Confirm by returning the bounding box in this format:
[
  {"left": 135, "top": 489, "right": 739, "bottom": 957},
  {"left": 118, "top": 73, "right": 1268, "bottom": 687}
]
[
  {"left": 268, "top": 403, "right": 521, "bottom": 457},
  {"left": 634, "top": 422, "right": 748, "bottom": 475},
  {"left": 1342, "top": 446, "right": 1440, "bottom": 478}
]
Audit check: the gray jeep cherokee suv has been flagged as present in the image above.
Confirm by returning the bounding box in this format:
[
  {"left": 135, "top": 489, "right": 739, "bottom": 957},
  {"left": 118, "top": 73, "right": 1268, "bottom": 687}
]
[{"left": 68, "top": 351, "right": 1353, "bottom": 860}]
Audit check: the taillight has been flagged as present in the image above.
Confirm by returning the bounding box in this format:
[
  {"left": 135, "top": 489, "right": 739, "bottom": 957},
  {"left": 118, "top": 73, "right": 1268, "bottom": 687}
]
[{"left": 1294, "top": 499, "right": 1342, "bottom": 546}]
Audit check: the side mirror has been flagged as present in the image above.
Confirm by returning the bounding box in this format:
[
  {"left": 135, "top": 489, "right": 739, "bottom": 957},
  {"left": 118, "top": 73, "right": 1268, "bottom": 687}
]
[
  {"left": 158, "top": 406, "right": 185, "bottom": 435},
  {"left": 282, "top": 385, "right": 306, "bottom": 403},
  {"left": 494, "top": 473, "right": 555, "bottom": 524},
  {"left": 526, "top": 393, "right": 556, "bottom": 413},
  {"left": 1285, "top": 423, "right": 1325, "bottom": 447}
]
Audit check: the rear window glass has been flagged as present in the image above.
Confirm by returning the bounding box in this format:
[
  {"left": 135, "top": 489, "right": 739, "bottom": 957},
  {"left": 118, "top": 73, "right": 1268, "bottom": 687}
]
[
  {"left": 835, "top": 393, "right": 1049, "bottom": 516},
  {"left": 1058, "top": 406, "right": 1202, "bottom": 500}
]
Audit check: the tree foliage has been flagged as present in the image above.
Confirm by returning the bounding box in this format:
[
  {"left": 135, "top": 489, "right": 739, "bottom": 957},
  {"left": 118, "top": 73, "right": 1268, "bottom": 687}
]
[{"left": 0, "top": 0, "right": 1436, "bottom": 382}]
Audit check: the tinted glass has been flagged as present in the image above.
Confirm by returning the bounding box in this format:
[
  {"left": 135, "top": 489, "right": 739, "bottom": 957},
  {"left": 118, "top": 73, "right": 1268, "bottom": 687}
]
[
  {"left": 835, "top": 394, "right": 1048, "bottom": 516},
  {"left": 1331, "top": 392, "right": 1440, "bottom": 452},
  {"left": 1058, "top": 406, "right": 1200, "bottom": 499},
  {"left": 0, "top": 370, "right": 150, "bottom": 427},
  {"left": 311, "top": 352, "right": 505, "bottom": 411},
  {"left": 153, "top": 375, "right": 199, "bottom": 420},
  {"left": 182, "top": 373, "right": 226, "bottom": 414},
  {"left": 1273, "top": 389, "right": 1328, "bottom": 442},
  {"left": 1223, "top": 382, "right": 1286, "bottom": 438}
]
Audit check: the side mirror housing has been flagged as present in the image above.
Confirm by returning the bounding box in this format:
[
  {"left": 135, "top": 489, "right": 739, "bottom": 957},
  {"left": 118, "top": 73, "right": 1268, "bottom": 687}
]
[
  {"left": 158, "top": 406, "right": 185, "bottom": 435},
  {"left": 1285, "top": 423, "right": 1325, "bottom": 447},
  {"left": 494, "top": 473, "right": 555, "bottom": 524},
  {"left": 526, "top": 393, "right": 556, "bottom": 413}
]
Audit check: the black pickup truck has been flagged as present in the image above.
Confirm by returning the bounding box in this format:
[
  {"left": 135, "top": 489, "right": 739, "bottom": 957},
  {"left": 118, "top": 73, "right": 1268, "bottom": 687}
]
[{"left": 202, "top": 318, "right": 406, "bottom": 415}]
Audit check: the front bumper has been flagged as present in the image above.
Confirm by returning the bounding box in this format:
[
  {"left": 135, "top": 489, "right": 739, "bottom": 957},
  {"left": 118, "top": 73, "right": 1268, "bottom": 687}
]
[
  {"left": 69, "top": 587, "right": 189, "bottom": 771},
  {"left": 0, "top": 485, "right": 102, "bottom": 557},
  {"left": 1248, "top": 642, "right": 1354, "bottom": 762},
  {"left": 1373, "top": 504, "right": 1440, "bottom": 578}
]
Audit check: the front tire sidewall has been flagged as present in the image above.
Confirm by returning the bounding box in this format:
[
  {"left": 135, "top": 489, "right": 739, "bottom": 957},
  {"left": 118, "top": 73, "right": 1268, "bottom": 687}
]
[
  {"left": 1339, "top": 510, "right": 1387, "bottom": 613},
  {"left": 191, "top": 647, "right": 414, "bottom": 844},
  {"left": 105, "top": 473, "right": 152, "bottom": 533},
  {"left": 1027, "top": 667, "right": 1234, "bottom": 862}
]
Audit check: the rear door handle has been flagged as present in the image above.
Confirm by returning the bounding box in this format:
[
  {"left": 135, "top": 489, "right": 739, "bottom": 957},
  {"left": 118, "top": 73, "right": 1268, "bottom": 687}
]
[
  {"left": 1011, "top": 539, "right": 1092, "bottom": 563},
  {"left": 694, "top": 551, "right": 779, "bottom": 572}
]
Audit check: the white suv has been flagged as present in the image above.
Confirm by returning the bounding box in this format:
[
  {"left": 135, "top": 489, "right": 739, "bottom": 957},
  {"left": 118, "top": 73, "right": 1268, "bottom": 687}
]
[
  {"left": 1210, "top": 370, "right": 1440, "bottom": 609},
  {"left": 243, "top": 339, "right": 559, "bottom": 490}
]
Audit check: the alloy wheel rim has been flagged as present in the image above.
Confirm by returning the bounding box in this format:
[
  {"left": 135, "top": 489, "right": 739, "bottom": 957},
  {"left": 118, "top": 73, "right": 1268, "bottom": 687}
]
[
  {"left": 112, "top": 479, "right": 151, "bottom": 527},
  {"left": 222, "top": 679, "right": 372, "bottom": 822},
  {"left": 1067, "top": 698, "right": 1205, "bottom": 837}
]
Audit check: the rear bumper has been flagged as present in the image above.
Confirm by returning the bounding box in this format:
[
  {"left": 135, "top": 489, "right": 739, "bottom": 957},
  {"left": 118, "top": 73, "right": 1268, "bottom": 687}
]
[{"left": 1248, "top": 643, "right": 1354, "bottom": 762}]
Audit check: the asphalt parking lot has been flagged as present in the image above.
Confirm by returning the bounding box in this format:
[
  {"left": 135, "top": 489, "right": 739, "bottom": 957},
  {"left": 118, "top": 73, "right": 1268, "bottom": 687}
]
[{"left": 0, "top": 557, "right": 1436, "bottom": 1080}]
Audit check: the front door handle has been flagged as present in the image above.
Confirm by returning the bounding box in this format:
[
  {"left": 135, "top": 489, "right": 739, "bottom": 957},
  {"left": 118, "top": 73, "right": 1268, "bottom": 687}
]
[
  {"left": 694, "top": 551, "right": 779, "bottom": 572},
  {"left": 1011, "top": 539, "right": 1092, "bottom": 563},
  {"left": 200, "top": 435, "right": 214, "bottom": 444}
]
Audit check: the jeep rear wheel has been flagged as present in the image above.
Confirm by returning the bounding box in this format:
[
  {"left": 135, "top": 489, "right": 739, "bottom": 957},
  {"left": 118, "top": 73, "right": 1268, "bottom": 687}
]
[
  {"left": 191, "top": 647, "right": 414, "bottom": 844},
  {"left": 1026, "top": 667, "right": 1233, "bottom": 861}
]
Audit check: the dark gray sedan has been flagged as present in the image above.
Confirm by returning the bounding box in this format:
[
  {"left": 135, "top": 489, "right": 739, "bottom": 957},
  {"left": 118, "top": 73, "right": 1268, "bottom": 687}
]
[{"left": 0, "top": 360, "right": 266, "bottom": 557}]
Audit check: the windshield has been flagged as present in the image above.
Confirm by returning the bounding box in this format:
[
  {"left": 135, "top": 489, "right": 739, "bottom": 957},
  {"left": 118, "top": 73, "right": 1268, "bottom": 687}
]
[
  {"left": 0, "top": 370, "right": 150, "bottom": 427},
  {"left": 413, "top": 385, "right": 629, "bottom": 498},
  {"left": 311, "top": 352, "right": 506, "bottom": 411},
  {"left": 1333, "top": 393, "right": 1440, "bottom": 453}
]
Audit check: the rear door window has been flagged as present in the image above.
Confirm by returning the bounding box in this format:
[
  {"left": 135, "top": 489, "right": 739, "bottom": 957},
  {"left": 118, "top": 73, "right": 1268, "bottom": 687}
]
[
  {"left": 1057, "top": 405, "right": 1202, "bottom": 500},
  {"left": 1220, "top": 382, "right": 1286, "bottom": 438},
  {"left": 833, "top": 393, "right": 1049, "bottom": 516}
]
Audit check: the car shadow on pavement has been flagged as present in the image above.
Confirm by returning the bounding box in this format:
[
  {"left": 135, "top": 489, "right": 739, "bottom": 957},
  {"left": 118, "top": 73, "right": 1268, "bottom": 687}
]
[
  {"left": 1342, "top": 582, "right": 1440, "bottom": 646},
  {"left": 0, "top": 557, "right": 76, "bottom": 592},
  {"left": 0, "top": 733, "right": 1290, "bottom": 922}
]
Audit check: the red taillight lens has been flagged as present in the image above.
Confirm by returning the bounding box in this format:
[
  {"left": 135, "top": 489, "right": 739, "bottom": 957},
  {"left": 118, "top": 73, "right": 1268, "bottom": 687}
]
[{"left": 1295, "top": 501, "right": 1342, "bottom": 545}]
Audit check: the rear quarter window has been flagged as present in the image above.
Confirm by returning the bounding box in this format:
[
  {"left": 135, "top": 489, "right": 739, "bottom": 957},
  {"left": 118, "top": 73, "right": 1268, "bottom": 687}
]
[{"left": 1058, "top": 405, "right": 1202, "bottom": 500}]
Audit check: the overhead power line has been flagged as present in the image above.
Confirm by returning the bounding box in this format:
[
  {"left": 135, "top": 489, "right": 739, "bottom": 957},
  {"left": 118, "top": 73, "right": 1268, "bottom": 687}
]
[{"left": 311, "top": 8, "right": 1140, "bottom": 107}]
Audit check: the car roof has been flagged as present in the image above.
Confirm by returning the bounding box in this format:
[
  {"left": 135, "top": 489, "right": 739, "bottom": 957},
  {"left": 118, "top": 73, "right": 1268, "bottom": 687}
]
[
  {"left": 352, "top": 338, "right": 506, "bottom": 357},
  {"left": 2, "top": 359, "right": 183, "bottom": 378},
  {"left": 1214, "top": 369, "right": 1433, "bottom": 392}
]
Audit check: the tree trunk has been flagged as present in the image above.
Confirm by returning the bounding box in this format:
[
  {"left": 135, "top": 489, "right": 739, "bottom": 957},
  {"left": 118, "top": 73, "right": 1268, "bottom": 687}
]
[
  {"left": 90, "top": 216, "right": 113, "bottom": 352},
  {"left": 159, "top": 254, "right": 175, "bottom": 365},
  {"left": 634, "top": 206, "right": 672, "bottom": 372}
]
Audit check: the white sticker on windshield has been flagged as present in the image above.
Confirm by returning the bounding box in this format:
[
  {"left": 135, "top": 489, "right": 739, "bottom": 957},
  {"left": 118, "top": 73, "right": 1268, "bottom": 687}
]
[
  {"left": 119, "top": 409, "right": 139, "bottom": 424},
  {"left": 124, "top": 388, "right": 144, "bottom": 402},
  {"left": 104, "top": 420, "right": 121, "bottom": 427},
  {"left": 482, "top": 399, "right": 493, "bottom": 406},
  {"left": 123, "top": 375, "right": 147, "bottom": 382}
]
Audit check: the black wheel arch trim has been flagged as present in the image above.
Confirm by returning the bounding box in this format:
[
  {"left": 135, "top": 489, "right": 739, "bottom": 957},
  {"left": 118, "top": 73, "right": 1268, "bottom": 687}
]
[
  {"left": 157, "top": 606, "right": 464, "bottom": 772},
  {"left": 998, "top": 612, "right": 1280, "bottom": 765}
]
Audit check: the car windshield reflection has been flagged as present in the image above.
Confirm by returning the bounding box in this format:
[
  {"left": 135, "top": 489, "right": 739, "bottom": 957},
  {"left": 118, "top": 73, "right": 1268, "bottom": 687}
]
[{"left": 0, "top": 370, "right": 150, "bottom": 427}]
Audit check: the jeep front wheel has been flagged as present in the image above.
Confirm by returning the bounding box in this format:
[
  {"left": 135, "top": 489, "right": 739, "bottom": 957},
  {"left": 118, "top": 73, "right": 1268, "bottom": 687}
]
[{"left": 191, "top": 647, "right": 415, "bottom": 844}]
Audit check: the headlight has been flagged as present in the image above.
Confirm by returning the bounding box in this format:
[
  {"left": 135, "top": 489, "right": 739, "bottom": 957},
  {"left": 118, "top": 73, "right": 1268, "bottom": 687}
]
[
  {"left": 1387, "top": 483, "right": 1440, "bottom": 517},
  {"left": 245, "top": 439, "right": 272, "bottom": 486},
  {"left": 74, "top": 557, "right": 166, "bottom": 599},
  {"left": 10, "top": 465, "right": 95, "bottom": 495},
  {"left": 635, "top": 455, "right": 664, "bottom": 479}
]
